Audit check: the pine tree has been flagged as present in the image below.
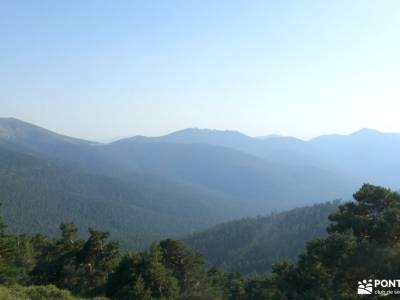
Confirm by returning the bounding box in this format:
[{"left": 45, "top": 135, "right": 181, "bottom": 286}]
[
  {"left": 76, "top": 228, "right": 119, "bottom": 296},
  {"left": 0, "top": 211, "right": 16, "bottom": 284},
  {"left": 159, "top": 239, "right": 205, "bottom": 295},
  {"left": 130, "top": 275, "right": 152, "bottom": 300}
]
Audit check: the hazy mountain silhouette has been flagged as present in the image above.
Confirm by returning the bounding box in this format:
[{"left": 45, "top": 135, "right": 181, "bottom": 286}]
[
  {"left": 130, "top": 126, "right": 400, "bottom": 189},
  {"left": 128, "top": 128, "right": 316, "bottom": 167},
  {"left": 0, "top": 118, "right": 398, "bottom": 247},
  {"left": 0, "top": 119, "right": 356, "bottom": 212},
  {"left": 308, "top": 128, "right": 400, "bottom": 187}
]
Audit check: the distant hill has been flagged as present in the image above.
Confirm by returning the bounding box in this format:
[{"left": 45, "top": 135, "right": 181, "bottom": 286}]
[
  {"left": 130, "top": 127, "right": 400, "bottom": 190},
  {"left": 1, "top": 118, "right": 399, "bottom": 248},
  {"left": 309, "top": 128, "right": 400, "bottom": 187},
  {"left": 184, "top": 201, "right": 340, "bottom": 274},
  {"left": 99, "top": 139, "right": 354, "bottom": 212},
  {"left": 0, "top": 144, "right": 241, "bottom": 248},
  {"left": 0, "top": 118, "right": 356, "bottom": 215},
  {"left": 127, "top": 128, "right": 317, "bottom": 167}
]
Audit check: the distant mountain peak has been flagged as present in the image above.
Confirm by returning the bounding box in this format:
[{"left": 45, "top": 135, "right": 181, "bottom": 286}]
[
  {"left": 158, "top": 128, "right": 254, "bottom": 144},
  {"left": 165, "top": 128, "right": 249, "bottom": 137},
  {"left": 0, "top": 117, "right": 94, "bottom": 145},
  {"left": 352, "top": 128, "right": 382, "bottom": 135},
  {"left": 257, "top": 134, "right": 284, "bottom": 140}
]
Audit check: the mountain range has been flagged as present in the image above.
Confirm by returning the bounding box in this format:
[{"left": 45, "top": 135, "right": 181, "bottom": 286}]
[{"left": 0, "top": 117, "right": 399, "bottom": 247}]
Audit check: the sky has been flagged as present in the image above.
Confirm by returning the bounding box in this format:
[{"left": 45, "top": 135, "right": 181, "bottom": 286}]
[{"left": 1, "top": 0, "right": 400, "bottom": 141}]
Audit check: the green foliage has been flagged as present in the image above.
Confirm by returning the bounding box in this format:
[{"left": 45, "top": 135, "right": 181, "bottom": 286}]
[
  {"left": 1, "top": 184, "right": 400, "bottom": 300},
  {"left": 31, "top": 224, "right": 119, "bottom": 297},
  {"left": 0, "top": 232, "right": 16, "bottom": 284},
  {"left": 107, "top": 240, "right": 227, "bottom": 300},
  {"left": 246, "top": 184, "right": 400, "bottom": 299},
  {"left": 76, "top": 228, "right": 119, "bottom": 296},
  {"left": 159, "top": 239, "right": 205, "bottom": 295},
  {"left": 0, "top": 285, "right": 79, "bottom": 300},
  {"left": 107, "top": 244, "right": 180, "bottom": 299},
  {"left": 185, "top": 201, "right": 339, "bottom": 274},
  {"left": 0, "top": 209, "right": 36, "bottom": 285}
]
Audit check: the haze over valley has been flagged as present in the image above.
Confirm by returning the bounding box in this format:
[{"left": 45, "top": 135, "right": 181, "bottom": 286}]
[
  {"left": 2, "top": 2, "right": 400, "bottom": 298},
  {"left": 0, "top": 117, "right": 399, "bottom": 249}
]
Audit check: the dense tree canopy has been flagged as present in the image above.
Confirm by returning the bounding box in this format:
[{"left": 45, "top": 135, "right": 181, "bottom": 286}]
[
  {"left": 260, "top": 184, "right": 400, "bottom": 299},
  {"left": 185, "top": 201, "right": 339, "bottom": 274},
  {"left": 0, "top": 184, "right": 400, "bottom": 299}
]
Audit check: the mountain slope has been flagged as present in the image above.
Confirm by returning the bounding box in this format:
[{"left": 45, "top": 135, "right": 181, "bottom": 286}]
[
  {"left": 309, "top": 128, "right": 400, "bottom": 187},
  {"left": 99, "top": 139, "right": 355, "bottom": 212},
  {"left": 184, "top": 201, "right": 339, "bottom": 274},
  {"left": 1, "top": 118, "right": 399, "bottom": 253},
  {"left": 129, "top": 128, "right": 319, "bottom": 167},
  {"left": 0, "top": 118, "right": 357, "bottom": 215},
  {"left": 131, "top": 127, "right": 400, "bottom": 191},
  {"left": 0, "top": 145, "right": 240, "bottom": 248}
]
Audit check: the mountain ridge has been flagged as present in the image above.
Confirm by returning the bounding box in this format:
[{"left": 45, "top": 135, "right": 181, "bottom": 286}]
[
  {"left": 3, "top": 117, "right": 399, "bottom": 146},
  {"left": 1, "top": 117, "right": 399, "bottom": 249}
]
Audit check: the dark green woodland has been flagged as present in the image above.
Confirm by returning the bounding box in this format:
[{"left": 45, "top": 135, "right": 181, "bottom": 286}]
[{"left": 1, "top": 184, "right": 400, "bottom": 299}]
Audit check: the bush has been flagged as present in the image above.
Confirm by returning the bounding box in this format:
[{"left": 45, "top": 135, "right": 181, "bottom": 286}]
[{"left": 0, "top": 285, "right": 91, "bottom": 300}]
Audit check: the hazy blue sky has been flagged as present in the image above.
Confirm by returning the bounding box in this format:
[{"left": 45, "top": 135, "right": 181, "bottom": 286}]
[{"left": 1, "top": 1, "right": 400, "bottom": 141}]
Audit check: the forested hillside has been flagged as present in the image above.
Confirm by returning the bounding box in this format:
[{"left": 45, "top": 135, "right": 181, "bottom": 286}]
[
  {"left": 99, "top": 139, "right": 353, "bottom": 211},
  {"left": 1, "top": 118, "right": 400, "bottom": 252},
  {"left": 0, "top": 145, "right": 240, "bottom": 248},
  {"left": 0, "top": 118, "right": 356, "bottom": 213},
  {"left": 0, "top": 118, "right": 357, "bottom": 248},
  {"left": 185, "top": 201, "right": 339, "bottom": 274},
  {"left": 3, "top": 0, "right": 398, "bottom": 298},
  {"left": 1, "top": 184, "right": 400, "bottom": 299}
]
